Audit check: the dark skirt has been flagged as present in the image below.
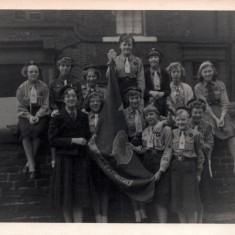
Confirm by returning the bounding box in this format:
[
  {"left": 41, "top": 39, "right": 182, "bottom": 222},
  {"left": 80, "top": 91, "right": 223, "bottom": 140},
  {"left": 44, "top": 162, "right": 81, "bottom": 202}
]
[
  {"left": 18, "top": 117, "right": 48, "bottom": 140},
  {"left": 170, "top": 157, "right": 201, "bottom": 213},
  {"left": 203, "top": 104, "right": 235, "bottom": 139},
  {"left": 142, "top": 149, "right": 170, "bottom": 207},
  {"left": 199, "top": 157, "right": 212, "bottom": 203},
  {"left": 52, "top": 153, "right": 90, "bottom": 209},
  {"left": 88, "top": 158, "right": 111, "bottom": 196},
  {"left": 18, "top": 105, "right": 49, "bottom": 140}
]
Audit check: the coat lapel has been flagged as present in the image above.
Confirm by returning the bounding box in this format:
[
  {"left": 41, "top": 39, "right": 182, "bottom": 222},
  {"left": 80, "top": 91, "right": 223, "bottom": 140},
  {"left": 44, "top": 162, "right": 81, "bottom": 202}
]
[{"left": 60, "top": 107, "right": 80, "bottom": 129}]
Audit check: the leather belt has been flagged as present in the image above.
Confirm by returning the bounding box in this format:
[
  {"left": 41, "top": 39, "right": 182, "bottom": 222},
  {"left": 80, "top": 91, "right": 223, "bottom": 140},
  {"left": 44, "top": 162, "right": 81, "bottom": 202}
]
[{"left": 174, "top": 155, "right": 196, "bottom": 161}]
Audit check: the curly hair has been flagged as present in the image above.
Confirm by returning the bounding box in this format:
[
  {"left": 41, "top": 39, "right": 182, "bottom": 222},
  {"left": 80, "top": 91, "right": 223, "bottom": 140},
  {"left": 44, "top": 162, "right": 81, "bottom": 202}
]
[
  {"left": 187, "top": 98, "right": 206, "bottom": 113},
  {"left": 56, "top": 56, "right": 74, "bottom": 70},
  {"left": 84, "top": 91, "right": 104, "bottom": 112},
  {"left": 166, "top": 62, "right": 186, "bottom": 80},
  {"left": 82, "top": 67, "right": 101, "bottom": 81}
]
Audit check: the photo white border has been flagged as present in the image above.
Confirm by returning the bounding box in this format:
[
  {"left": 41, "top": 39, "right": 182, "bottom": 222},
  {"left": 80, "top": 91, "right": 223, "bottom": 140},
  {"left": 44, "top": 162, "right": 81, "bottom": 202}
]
[{"left": 1, "top": 0, "right": 235, "bottom": 234}]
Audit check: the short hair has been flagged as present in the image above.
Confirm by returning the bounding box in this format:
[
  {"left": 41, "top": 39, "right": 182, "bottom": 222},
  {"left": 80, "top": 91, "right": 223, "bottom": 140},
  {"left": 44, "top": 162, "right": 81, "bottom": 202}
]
[
  {"left": 21, "top": 61, "right": 42, "bottom": 78},
  {"left": 175, "top": 107, "right": 190, "bottom": 118},
  {"left": 60, "top": 85, "right": 79, "bottom": 100},
  {"left": 124, "top": 86, "right": 142, "bottom": 105},
  {"left": 119, "top": 33, "right": 135, "bottom": 46},
  {"left": 146, "top": 48, "right": 163, "bottom": 64},
  {"left": 143, "top": 104, "right": 160, "bottom": 116},
  {"left": 187, "top": 98, "right": 206, "bottom": 113},
  {"left": 56, "top": 56, "right": 74, "bottom": 69},
  {"left": 84, "top": 91, "right": 104, "bottom": 112},
  {"left": 197, "top": 61, "right": 217, "bottom": 82},
  {"left": 82, "top": 67, "right": 101, "bottom": 81},
  {"left": 166, "top": 62, "right": 186, "bottom": 80}
]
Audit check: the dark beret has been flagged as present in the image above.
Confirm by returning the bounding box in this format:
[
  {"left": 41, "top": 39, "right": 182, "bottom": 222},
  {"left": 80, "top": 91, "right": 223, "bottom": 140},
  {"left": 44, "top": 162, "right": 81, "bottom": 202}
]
[
  {"left": 124, "top": 86, "right": 142, "bottom": 95},
  {"left": 187, "top": 98, "right": 207, "bottom": 111},
  {"left": 59, "top": 84, "right": 79, "bottom": 97},
  {"left": 146, "top": 48, "right": 163, "bottom": 60}
]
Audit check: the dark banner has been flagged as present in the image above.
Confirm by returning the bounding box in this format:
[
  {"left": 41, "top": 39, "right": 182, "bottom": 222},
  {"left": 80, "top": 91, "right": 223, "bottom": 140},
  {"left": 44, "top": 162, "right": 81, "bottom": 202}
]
[{"left": 88, "top": 61, "right": 155, "bottom": 202}]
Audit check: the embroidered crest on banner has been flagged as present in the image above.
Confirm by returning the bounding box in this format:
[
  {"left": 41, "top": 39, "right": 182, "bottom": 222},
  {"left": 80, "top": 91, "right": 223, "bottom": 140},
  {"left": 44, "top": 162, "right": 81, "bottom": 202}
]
[{"left": 112, "top": 130, "right": 133, "bottom": 165}]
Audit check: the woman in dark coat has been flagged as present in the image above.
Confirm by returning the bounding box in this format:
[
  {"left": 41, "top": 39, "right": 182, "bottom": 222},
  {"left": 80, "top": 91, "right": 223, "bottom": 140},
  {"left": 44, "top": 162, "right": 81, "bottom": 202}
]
[
  {"left": 144, "top": 48, "right": 171, "bottom": 117},
  {"left": 48, "top": 85, "right": 91, "bottom": 222}
]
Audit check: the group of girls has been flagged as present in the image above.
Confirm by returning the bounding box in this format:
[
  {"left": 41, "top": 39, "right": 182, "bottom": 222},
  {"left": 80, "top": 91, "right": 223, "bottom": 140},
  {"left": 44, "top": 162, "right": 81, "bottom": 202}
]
[{"left": 16, "top": 33, "right": 235, "bottom": 223}]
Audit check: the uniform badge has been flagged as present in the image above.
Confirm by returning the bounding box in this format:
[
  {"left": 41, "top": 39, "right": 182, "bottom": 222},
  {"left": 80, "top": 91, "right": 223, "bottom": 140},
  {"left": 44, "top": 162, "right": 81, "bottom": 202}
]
[{"left": 156, "top": 132, "right": 160, "bottom": 137}]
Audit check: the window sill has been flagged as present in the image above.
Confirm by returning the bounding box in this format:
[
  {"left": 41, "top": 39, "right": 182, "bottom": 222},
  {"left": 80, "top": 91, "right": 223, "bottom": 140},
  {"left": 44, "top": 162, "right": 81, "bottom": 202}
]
[{"left": 102, "top": 36, "right": 157, "bottom": 42}]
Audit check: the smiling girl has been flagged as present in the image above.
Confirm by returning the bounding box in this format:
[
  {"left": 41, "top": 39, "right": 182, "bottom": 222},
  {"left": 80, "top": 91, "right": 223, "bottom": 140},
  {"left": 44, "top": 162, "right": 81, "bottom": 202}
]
[
  {"left": 106, "top": 34, "right": 145, "bottom": 107},
  {"left": 171, "top": 108, "right": 204, "bottom": 223},
  {"left": 194, "top": 61, "right": 235, "bottom": 174},
  {"left": 166, "top": 62, "right": 194, "bottom": 114}
]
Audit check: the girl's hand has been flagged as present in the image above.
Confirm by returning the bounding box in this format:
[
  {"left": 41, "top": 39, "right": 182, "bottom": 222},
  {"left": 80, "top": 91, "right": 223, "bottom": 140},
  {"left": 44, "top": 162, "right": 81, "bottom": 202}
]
[
  {"left": 51, "top": 109, "right": 60, "bottom": 118},
  {"left": 153, "top": 121, "right": 164, "bottom": 134},
  {"left": 153, "top": 171, "right": 162, "bottom": 182},
  {"left": 129, "top": 143, "right": 142, "bottom": 153},
  {"left": 72, "top": 138, "right": 87, "bottom": 146},
  {"left": 149, "top": 91, "right": 163, "bottom": 99},
  {"left": 214, "top": 117, "right": 221, "bottom": 128},
  {"left": 197, "top": 172, "right": 201, "bottom": 183},
  {"left": 219, "top": 117, "right": 225, "bottom": 128},
  {"left": 29, "top": 116, "right": 39, "bottom": 125}
]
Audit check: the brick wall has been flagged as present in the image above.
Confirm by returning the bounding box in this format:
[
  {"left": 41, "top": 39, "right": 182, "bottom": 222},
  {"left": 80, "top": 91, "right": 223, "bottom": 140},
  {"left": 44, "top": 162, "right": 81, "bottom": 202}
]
[{"left": 0, "top": 128, "right": 54, "bottom": 222}]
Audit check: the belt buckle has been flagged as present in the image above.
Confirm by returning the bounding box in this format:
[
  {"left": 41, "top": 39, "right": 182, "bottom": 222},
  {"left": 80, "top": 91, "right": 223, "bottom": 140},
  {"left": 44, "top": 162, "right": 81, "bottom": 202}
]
[{"left": 177, "top": 156, "right": 185, "bottom": 161}]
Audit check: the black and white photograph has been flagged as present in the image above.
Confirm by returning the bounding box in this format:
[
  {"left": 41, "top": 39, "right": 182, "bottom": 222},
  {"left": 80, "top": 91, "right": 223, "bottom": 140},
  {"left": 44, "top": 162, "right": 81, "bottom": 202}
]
[{"left": 0, "top": 0, "right": 235, "bottom": 234}]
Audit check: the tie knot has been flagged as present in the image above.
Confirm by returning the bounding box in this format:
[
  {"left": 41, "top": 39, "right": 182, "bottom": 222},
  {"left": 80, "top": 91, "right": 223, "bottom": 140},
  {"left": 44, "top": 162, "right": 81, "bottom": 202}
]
[{"left": 70, "top": 111, "right": 76, "bottom": 120}]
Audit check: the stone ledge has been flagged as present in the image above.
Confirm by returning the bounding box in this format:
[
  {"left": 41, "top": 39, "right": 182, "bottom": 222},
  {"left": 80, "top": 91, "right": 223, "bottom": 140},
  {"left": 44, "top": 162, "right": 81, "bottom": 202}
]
[{"left": 0, "top": 127, "right": 18, "bottom": 144}]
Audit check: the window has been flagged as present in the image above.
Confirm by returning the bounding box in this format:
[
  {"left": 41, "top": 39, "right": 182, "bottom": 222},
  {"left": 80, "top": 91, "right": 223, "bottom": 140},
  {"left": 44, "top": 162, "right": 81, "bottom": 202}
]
[
  {"left": 116, "top": 11, "right": 143, "bottom": 35},
  {"left": 14, "top": 10, "right": 43, "bottom": 21}
]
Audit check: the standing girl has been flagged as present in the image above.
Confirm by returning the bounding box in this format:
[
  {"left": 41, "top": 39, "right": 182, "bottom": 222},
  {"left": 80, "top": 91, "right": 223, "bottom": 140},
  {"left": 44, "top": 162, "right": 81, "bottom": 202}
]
[
  {"left": 194, "top": 61, "right": 235, "bottom": 174},
  {"left": 107, "top": 34, "right": 145, "bottom": 107},
  {"left": 171, "top": 108, "right": 204, "bottom": 223},
  {"left": 84, "top": 91, "right": 110, "bottom": 223},
  {"left": 144, "top": 48, "right": 171, "bottom": 117},
  {"left": 123, "top": 86, "right": 148, "bottom": 223},
  {"left": 187, "top": 98, "right": 214, "bottom": 223},
  {"left": 49, "top": 85, "right": 91, "bottom": 222},
  {"left": 138, "top": 105, "right": 172, "bottom": 223}
]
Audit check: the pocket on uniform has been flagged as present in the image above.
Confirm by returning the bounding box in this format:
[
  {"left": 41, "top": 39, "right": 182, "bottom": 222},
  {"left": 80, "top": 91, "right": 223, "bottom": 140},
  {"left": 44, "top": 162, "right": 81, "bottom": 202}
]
[
  {"left": 172, "top": 139, "right": 179, "bottom": 150},
  {"left": 185, "top": 138, "right": 194, "bottom": 151}
]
